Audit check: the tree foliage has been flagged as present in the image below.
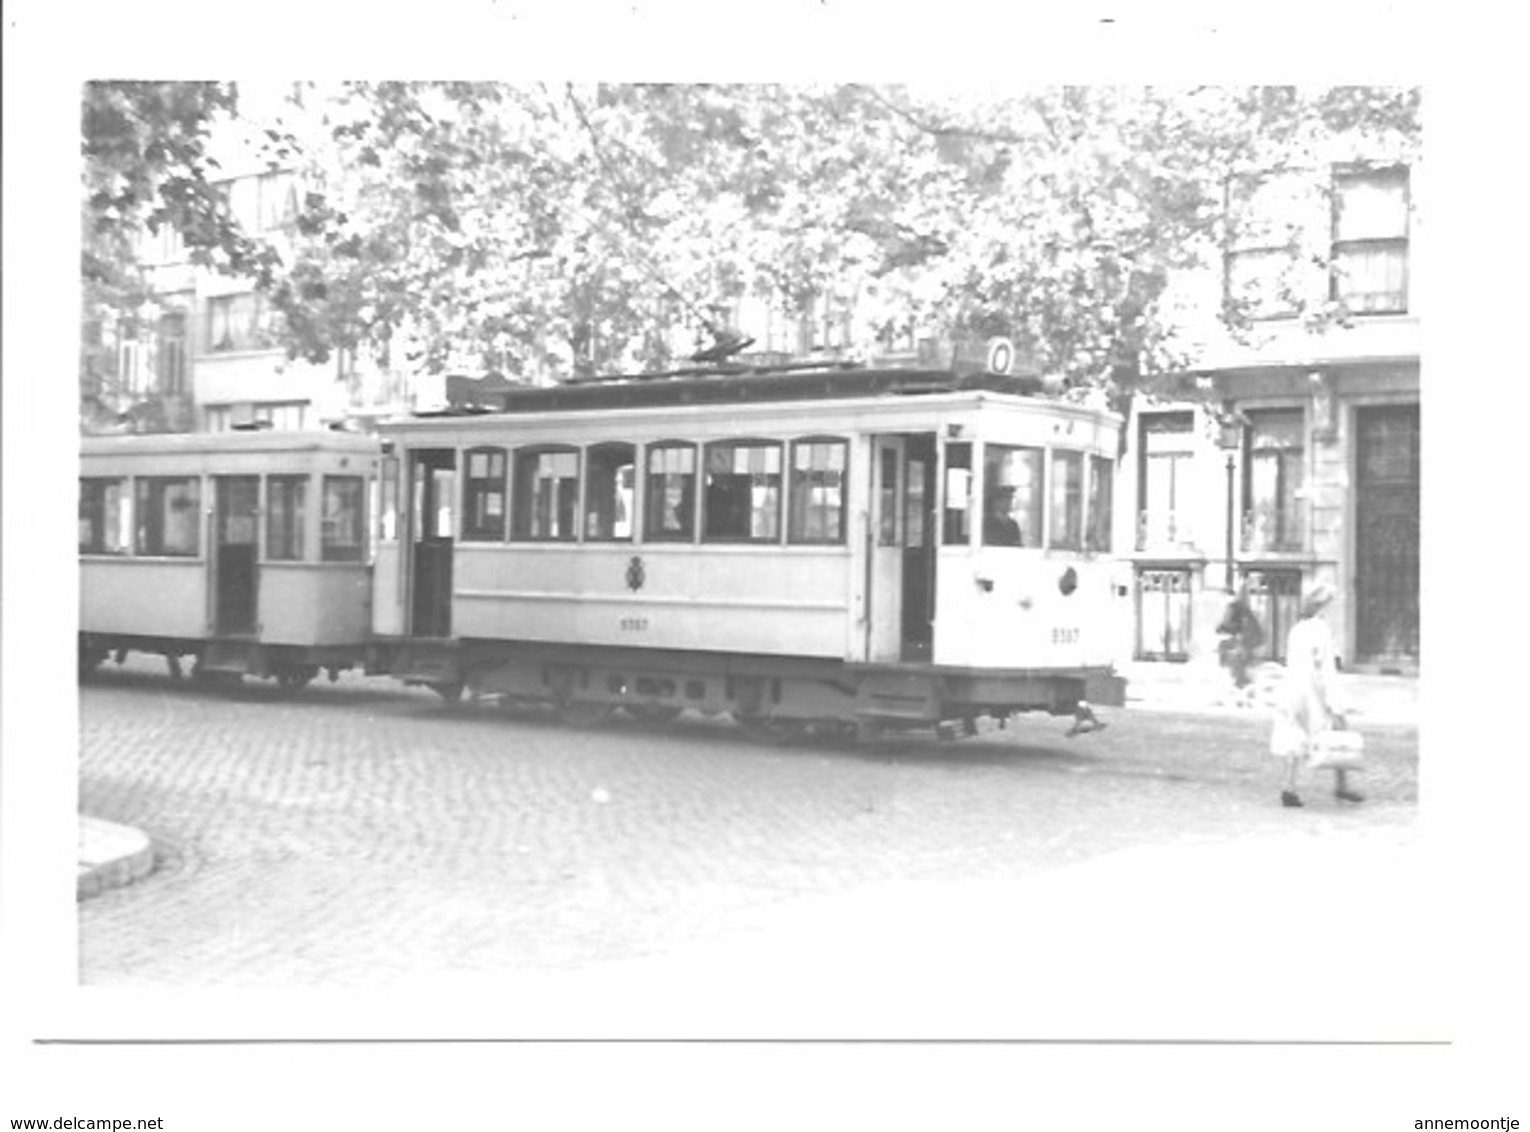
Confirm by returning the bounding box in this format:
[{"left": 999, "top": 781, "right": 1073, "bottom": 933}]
[{"left": 82, "top": 82, "right": 1422, "bottom": 409}]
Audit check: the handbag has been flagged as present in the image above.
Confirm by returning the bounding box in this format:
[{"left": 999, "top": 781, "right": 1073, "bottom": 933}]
[{"left": 1308, "top": 727, "right": 1364, "bottom": 770}]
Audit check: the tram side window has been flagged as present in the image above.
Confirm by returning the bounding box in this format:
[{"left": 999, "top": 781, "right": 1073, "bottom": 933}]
[
  {"left": 585, "top": 443, "right": 636, "bottom": 541},
  {"left": 462, "top": 447, "right": 508, "bottom": 542},
  {"left": 321, "top": 476, "right": 366, "bottom": 561},
  {"left": 79, "top": 478, "right": 130, "bottom": 555},
  {"left": 942, "top": 443, "right": 973, "bottom": 545},
  {"left": 984, "top": 445, "right": 1043, "bottom": 547},
  {"left": 135, "top": 477, "right": 201, "bottom": 556},
  {"left": 645, "top": 443, "right": 696, "bottom": 542},
  {"left": 267, "top": 476, "right": 306, "bottom": 561},
  {"left": 1049, "top": 450, "right": 1084, "bottom": 550},
  {"left": 788, "top": 438, "right": 847, "bottom": 544},
  {"left": 703, "top": 440, "right": 782, "bottom": 543},
  {"left": 1086, "top": 455, "right": 1114, "bottom": 552},
  {"left": 512, "top": 447, "right": 579, "bottom": 541}
]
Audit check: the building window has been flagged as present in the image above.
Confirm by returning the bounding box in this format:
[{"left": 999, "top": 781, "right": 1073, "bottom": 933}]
[
  {"left": 253, "top": 402, "right": 306, "bottom": 431},
  {"left": 1049, "top": 450, "right": 1085, "bottom": 550},
  {"left": 942, "top": 442, "right": 974, "bottom": 545},
  {"left": 703, "top": 440, "right": 782, "bottom": 542},
  {"left": 1138, "top": 413, "right": 1195, "bottom": 550},
  {"left": 983, "top": 444, "right": 1044, "bottom": 548},
  {"left": 461, "top": 447, "right": 508, "bottom": 542},
  {"left": 1242, "top": 568, "right": 1302, "bottom": 663},
  {"left": 645, "top": 443, "right": 697, "bottom": 542},
  {"left": 206, "top": 293, "right": 276, "bottom": 353},
  {"left": 266, "top": 476, "right": 307, "bottom": 561},
  {"left": 321, "top": 476, "right": 366, "bottom": 561},
  {"left": 584, "top": 443, "right": 636, "bottom": 541},
  {"left": 1085, "top": 455, "right": 1114, "bottom": 553},
  {"left": 79, "top": 478, "right": 130, "bottom": 555},
  {"left": 1242, "top": 409, "right": 1305, "bottom": 552},
  {"left": 788, "top": 438, "right": 847, "bottom": 544},
  {"left": 1332, "top": 166, "right": 1409, "bottom": 314},
  {"left": 156, "top": 312, "right": 187, "bottom": 396},
  {"left": 1224, "top": 171, "right": 1314, "bottom": 321},
  {"left": 205, "top": 405, "right": 232, "bottom": 432},
  {"left": 135, "top": 477, "right": 200, "bottom": 557},
  {"left": 512, "top": 447, "right": 579, "bottom": 541}
]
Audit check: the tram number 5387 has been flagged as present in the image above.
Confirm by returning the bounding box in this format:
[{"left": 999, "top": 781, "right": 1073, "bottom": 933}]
[
  {"left": 620, "top": 617, "right": 650, "bottom": 633},
  {"left": 1051, "top": 627, "right": 1079, "bottom": 646}
]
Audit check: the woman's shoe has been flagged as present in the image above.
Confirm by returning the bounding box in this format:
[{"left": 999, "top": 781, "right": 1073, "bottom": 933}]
[
  {"left": 1281, "top": 790, "right": 1303, "bottom": 808},
  {"left": 1335, "top": 789, "right": 1365, "bottom": 804}
]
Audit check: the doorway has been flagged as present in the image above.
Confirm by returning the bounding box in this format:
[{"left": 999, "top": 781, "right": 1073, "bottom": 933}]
[
  {"left": 214, "top": 476, "right": 259, "bottom": 636},
  {"left": 1354, "top": 404, "right": 1420, "bottom": 668},
  {"left": 409, "top": 450, "right": 457, "bottom": 638}
]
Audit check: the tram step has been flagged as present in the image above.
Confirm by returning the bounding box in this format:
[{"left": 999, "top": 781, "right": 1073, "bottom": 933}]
[
  {"left": 854, "top": 672, "right": 939, "bottom": 721},
  {"left": 200, "top": 640, "right": 256, "bottom": 674}
]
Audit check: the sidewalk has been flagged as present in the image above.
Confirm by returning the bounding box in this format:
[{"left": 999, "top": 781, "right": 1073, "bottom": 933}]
[
  {"left": 78, "top": 816, "right": 155, "bottom": 900},
  {"left": 1120, "top": 659, "right": 1419, "bottom": 727}
]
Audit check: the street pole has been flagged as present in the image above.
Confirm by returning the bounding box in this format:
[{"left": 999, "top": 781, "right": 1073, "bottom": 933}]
[{"left": 1224, "top": 452, "right": 1236, "bottom": 592}]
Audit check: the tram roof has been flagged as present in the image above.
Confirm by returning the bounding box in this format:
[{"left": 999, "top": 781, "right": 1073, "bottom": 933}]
[{"left": 427, "top": 364, "right": 1049, "bottom": 417}]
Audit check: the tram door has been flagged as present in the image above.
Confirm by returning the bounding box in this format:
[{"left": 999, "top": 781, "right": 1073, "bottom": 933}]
[
  {"left": 867, "top": 434, "right": 938, "bottom": 663},
  {"left": 901, "top": 435, "right": 937, "bottom": 661},
  {"left": 213, "top": 476, "right": 260, "bottom": 636},
  {"left": 409, "top": 450, "right": 456, "bottom": 638}
]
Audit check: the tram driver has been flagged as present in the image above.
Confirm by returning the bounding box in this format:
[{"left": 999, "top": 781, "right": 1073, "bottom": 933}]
[{"left": 983, "top": 483, "right": 1023, "bottom": 546}]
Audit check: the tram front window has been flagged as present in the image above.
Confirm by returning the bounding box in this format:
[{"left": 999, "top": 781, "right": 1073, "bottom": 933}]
[{"left": 983, "top": 445, "right": 1043, "bottom": 547}]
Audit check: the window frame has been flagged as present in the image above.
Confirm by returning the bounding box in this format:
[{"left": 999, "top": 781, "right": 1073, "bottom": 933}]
[
  {"left": 1241, "top": 407, "right": 1306, "bottom": 552},
  {"left": 981, "top": 442, "right": 1045, "bottom": 549},
  {"left": 1085, "top": 454, "right": 1114, "bottom": 553},
  {"left": 787, "top": 436, "right": 848, "bottom": 546},
  {"left": 460, "top": 445, "right": 509, "bottom": 543},
  {"left": 320, "top": 475, "right": 367, "bottom": 562},
  {"left": 583, "top": 441, "right": 637, "bottom": 543},
  {"left": 644, "top": 441, "right": 698, "bottom": 543},
  {"left": 79, "top": 477, "right": 131, "bottom": 556},
  {"left": 134, "top": 476, "right": 201, "bottom": 557},
  {"left": 1330, "top": 165, "right": 1410, "bottom": 315},
  {"left": 701, "top": 438, "right": 784, "bottom": 544},
  {"left": 1048, "top": 449, "right": 1085, "bottom": 551},
  {"left": 265, "top": 474, "right": 308, "bottom": 562},
  {"left": 511, "top": 445, "right": 581, "bottom": 543}
]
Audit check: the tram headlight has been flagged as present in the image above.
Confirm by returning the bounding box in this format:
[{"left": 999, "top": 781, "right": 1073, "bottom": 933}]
[{"left": 1058, "top": 567, "right": 1078, "bottom": 596}]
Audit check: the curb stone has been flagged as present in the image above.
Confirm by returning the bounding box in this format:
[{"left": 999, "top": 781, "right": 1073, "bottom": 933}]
[{"left": 78, "top": 816, "right": 155, "bottom": 900}]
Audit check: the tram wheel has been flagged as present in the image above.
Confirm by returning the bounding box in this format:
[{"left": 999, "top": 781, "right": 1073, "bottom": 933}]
[
  {"left": 276, "top": 666, "right": 317, "bottom": 691},
  {"left": 733, "top": 713, "right": 799, "bottom": 746},
  {"left": 428, "top": 680, "right": 466, "bottom": 704},
  {"left": 559, "top": 699, "right": 614, "bottom": 727},
  {"left": 626, "top": 704, "right": 682, "bottom": 726}
]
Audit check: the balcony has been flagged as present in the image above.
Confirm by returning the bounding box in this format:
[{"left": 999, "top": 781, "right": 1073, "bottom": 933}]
[
  {"left": 1240, "top": 499, "right": 1308, "bottom": 556},
  {"left": 1135, "top": 509, "right": 1197, "bottom": 555}
]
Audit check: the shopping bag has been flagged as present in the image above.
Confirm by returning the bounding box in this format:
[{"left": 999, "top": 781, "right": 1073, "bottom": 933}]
[{"left": 1307, "top": 727, "right": 1364, "bottom": 770}]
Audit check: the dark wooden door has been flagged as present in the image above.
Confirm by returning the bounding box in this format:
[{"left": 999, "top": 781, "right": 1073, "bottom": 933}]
[
  {"left": 901, "top": 435, "right": 937, "bottom": 661},
  {"left": 214, "top": 476, "right": 259, "bottom": 636},
  {"left": 410, "top": 452, "right": 457, "bottom": 638},
  {"left": 1354, "top": 404, "right": 1420, "bottom": 667}
]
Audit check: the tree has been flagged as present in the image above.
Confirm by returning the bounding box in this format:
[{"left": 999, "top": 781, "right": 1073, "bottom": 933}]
[{"left": 79, "top": 80, "right": 291, "bottom": 428}]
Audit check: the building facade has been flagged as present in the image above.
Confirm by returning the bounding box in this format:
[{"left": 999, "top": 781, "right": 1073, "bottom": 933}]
[{"left": 1120, "top": 160, "right": 1420, "bottom": 674}]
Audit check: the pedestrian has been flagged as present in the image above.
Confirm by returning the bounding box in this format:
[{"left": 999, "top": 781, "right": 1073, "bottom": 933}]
[
  {"left": 1269, "top": 581, "right": 1362, "bottom": 808},
  {"left": 1216, "top": 578, "right": 1264, "bottom": 705}
]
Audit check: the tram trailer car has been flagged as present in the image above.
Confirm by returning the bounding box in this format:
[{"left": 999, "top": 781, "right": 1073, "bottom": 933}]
[
  {"left": 377, "top": 365, "right": 1128, "bottom": 738},
  {"left": 79, "top": 430, "right": 380, "bottom": 686}
]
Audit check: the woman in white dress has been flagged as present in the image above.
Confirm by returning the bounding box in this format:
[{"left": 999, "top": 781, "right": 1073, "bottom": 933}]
[{"left": 1270, "top": 581, "right": 1363, "bottom": 808}]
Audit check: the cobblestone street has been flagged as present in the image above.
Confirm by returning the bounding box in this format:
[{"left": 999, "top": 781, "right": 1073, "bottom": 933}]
[{"left": 78, "top": 660, "right": 1420, "bottom": 991}]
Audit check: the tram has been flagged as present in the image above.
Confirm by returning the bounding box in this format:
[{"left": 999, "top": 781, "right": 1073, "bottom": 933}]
[
  {"left": 375, "top": 363, "right": 1127, "bottom": 738},
  {"left": 78, "top": 429, "right": 380, "bottom": 685}
]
